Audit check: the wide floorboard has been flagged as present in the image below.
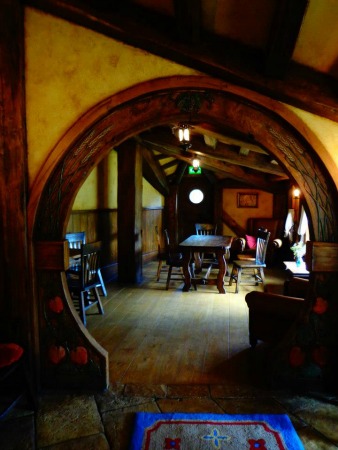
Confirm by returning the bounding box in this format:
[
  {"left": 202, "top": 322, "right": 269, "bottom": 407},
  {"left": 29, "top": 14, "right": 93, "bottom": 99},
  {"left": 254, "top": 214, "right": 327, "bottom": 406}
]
[{"left": 87, "top": 262, "right": 286, "bottom": 385}]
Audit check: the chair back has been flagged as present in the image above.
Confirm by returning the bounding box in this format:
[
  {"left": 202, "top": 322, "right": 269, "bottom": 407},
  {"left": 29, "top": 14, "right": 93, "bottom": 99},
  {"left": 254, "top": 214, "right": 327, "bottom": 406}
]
[
  {"left": 255, "top": 228, "right": 270, "bottom": 264},
  {"left": 80, "top": 241, "right": 102, "bottom": 289},
  {"left": 65, "top": 231, "right": 86, "bottom": 248},
  {"left": 195, "top": 223, "right": 217, "bottom": 235},
  {"left": 163, "top": 229, "right": 182, "bottom": 264}
]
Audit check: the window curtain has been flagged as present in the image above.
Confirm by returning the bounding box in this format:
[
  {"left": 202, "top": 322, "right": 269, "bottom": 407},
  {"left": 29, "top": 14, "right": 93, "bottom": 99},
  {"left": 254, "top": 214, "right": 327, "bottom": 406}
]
[{"left": 284, "top": 209, "right": 294, "bottom": 242}]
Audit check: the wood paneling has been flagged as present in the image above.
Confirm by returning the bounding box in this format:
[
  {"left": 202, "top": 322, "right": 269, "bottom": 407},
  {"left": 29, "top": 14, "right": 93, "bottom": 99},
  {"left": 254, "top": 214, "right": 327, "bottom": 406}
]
[
  {"left": 67, "top": 207, "right": 164, "bottom": 274},
  {"left": 67, "top": 209, "right": 117, "bottom": 265},
  {"left": 142, "top": 207, "right": 164, "bottom": 263}
]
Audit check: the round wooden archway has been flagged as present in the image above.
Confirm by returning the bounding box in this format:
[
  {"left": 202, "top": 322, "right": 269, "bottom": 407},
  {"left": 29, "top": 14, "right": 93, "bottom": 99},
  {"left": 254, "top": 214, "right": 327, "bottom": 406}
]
[{"left": 30, "top": 76, "right": 338, "bottom": 390}]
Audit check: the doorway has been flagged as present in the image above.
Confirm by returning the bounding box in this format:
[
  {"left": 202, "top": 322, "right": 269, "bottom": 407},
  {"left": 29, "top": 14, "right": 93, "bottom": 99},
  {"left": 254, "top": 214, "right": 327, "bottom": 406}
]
[{"left": 29, "top": 76, "right": 338, "bottom": 390}]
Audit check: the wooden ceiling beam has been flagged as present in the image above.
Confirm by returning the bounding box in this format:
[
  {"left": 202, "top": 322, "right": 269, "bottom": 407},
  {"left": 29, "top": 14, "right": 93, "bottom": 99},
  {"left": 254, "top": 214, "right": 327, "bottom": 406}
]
[
  {"left": 141, "top": 146, "right": 169, "bottom": 196},
  {"left": 173, "top": 0, "right": 201, "bottom": 44},
  {"left": 140, "top": 137, "right": 278, "bottom": 191},
  {"left": 26, "top": 0, "right": 338, "bottom": 122},
  {"left": 265, "top": 0, "right": 309, "bottom": 78},
  {"left": 141, "top": 129, "right": 288, "bottom": 177}
]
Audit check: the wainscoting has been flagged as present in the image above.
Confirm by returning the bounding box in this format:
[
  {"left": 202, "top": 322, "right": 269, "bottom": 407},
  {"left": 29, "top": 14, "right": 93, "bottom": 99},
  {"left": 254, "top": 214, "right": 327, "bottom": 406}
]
[{"left": 66, "top": 207, "right": 164, "bottom": 281}]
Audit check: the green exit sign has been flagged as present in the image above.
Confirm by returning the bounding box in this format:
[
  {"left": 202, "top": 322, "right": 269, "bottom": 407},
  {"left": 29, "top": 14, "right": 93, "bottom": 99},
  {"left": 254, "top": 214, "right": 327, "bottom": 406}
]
[{"left": 188, "top": 166, "right": 202, "bottom": 174}]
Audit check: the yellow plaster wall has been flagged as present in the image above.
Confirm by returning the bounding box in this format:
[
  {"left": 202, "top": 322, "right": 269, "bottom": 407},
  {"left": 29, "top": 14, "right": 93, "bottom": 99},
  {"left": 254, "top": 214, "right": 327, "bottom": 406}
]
[
  {"left": 293, "top": 0, "right": 338, "bottom": 73},
  {"left": 24, "top": 8, "right": 198, "bottom": 186},
  {"left": 143, "top": 179, "right": 164, "bottom": 208},
  {"left": 222, "top": 188, "right": 273, "bottom": 235},
  {"left": 73, "top": 150, "right": 163, "bottom": 210},
  {"left": 287, "top": 106, "right": 338, "bottom": 181},
  {"left": 25, "top": 7, "right": 338, "bottom": 193},
  {"left": 72, "top": 149, "right": 118, "bottom": 210}
]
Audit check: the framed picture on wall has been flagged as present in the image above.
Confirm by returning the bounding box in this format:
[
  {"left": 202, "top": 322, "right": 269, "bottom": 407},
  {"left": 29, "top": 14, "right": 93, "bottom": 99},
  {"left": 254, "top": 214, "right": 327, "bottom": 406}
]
[{"left": 237, "top": 193, "right": 258, "bottom": 208}]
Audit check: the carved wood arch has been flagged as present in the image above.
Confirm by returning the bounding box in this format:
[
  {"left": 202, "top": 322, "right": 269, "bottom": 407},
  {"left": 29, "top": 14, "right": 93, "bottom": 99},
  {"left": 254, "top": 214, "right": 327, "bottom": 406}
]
[{"left": 30, "top": 76, "right": 338, "bottom": 389}]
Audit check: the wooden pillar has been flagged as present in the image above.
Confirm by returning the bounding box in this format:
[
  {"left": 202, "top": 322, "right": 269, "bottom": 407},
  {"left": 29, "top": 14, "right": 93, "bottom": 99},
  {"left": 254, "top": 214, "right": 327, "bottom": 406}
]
[
  {"left": 97, "top": 158, "right": 111, "bottom": 266},
  {"left": 117, "top": 141, "right": 143, "bottom": 283},
  {"left": 165, "top": 185, "right": 179, "bottom": 244},
  {"left": 0, "top": 1, "right": 30, "bottom": 327}
]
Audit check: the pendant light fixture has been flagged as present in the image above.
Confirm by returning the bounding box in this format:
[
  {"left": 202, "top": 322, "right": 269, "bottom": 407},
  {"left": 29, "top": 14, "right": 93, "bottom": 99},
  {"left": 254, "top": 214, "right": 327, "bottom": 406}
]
[
  {"left": 192, "top": 156, "right": 200, "bottom": 172},
  {"left": 177, "top": 123, "right": 192, "bottom": 151}
]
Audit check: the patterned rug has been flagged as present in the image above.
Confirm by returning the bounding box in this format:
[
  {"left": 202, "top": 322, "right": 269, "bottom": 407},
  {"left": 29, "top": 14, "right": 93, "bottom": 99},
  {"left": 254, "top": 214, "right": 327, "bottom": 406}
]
[{"left": 129, "top": 412, "right": 304, "bottom": 449}]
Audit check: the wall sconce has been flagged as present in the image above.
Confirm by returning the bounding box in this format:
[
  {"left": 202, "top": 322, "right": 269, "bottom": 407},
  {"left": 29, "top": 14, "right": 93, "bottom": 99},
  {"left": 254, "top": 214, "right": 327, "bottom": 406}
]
[
  {"left": 293, "top": 188, "right": 300, "bottom": 199},
  {"left": 192, "top": 156, "right": 200, "bottom": 172}
]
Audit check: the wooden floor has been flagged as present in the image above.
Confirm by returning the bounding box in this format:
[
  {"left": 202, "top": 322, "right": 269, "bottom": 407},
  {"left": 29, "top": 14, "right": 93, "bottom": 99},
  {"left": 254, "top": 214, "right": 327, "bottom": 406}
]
[{"left": 87, "top": 261, "right": 286, "bottom": 385}]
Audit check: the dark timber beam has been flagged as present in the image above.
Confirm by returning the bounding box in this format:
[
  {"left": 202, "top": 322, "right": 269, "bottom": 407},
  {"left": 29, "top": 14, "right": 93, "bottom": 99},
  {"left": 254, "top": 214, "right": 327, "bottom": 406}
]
[
  {"left": 173, "top": 0, "right": 201, "bottom": 44},
  {"left": 26, "top": 0, "right": 338, "bottom": 122},
  {"left": 265, "top": 0, "right": 309, "bottom": 78},
  {"left": 140, "top": 129, "right": 288, "bottom": 177},
  {"left": 141, "top": 146, "right": 169, "bottom": 196},
  {"left": 117, "top": 141, "right": 143, "bottom": 284}
]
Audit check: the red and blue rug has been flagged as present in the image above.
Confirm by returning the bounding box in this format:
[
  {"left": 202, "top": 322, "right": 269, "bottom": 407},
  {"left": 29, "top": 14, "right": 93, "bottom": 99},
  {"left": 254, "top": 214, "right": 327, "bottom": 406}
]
[{"left": 129, "top": 412, "right": 304, "bottom": 449}]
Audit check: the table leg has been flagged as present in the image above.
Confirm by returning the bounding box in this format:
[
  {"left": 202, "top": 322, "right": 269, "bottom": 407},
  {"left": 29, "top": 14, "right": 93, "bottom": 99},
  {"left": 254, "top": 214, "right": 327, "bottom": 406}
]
[
  {"left": 216, "top": 248, "right": 226, "bottom": 294},
  {"left": 182, "top": 250, "right": 192, "bottom": 291},
  {"left": 193, "top": 251, "right": 202, "bottom": 273}
]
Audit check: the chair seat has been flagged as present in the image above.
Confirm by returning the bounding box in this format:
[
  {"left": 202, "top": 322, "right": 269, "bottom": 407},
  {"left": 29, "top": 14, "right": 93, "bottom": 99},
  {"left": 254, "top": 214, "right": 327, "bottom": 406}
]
[
  {"left": 230, "top": 228, "right": 270, "bottom": 293},
  {"left": 232, "top": 259, "right": 266, "bottom": 268}
]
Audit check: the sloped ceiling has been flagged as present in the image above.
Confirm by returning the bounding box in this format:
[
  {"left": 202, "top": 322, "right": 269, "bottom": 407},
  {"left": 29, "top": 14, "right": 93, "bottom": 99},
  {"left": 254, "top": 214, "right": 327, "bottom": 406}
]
[{"left": 26, "top": 0, "right": 338, "bottom": 192}]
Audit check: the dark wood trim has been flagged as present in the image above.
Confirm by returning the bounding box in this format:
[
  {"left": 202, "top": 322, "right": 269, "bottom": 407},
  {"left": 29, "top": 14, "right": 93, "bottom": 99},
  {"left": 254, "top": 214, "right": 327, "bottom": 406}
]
[
  {"left": 0, "top": 0, "right": 38, "bottom": 389},
  {"left": 117, "top": 141, "right": 143, "bottom": 283},
  {"left": 0, "top": 0, "right": 30, "bottom": 327},
  {"left": 35, "top": 241, "right": 69, "bottom": 271},
  {"left": 265, "top": 0, "right": 309, "bottom": 78},
  {"left": 69, "top": 208, "right": 118, "bottom": 214}
]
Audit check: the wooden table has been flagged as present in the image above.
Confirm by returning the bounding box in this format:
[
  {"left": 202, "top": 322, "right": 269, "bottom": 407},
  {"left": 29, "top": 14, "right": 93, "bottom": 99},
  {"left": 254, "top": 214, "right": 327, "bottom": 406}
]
[
  {"left": 179, "top": 235, "right": 233, "bottom": 293},
  {"left": 283, "top": 260, "right": 309, "bottom": 279}
]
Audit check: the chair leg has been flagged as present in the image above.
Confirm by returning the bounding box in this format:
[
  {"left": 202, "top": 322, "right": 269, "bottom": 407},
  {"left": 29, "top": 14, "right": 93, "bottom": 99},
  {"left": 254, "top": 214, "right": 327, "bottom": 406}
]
[
  {"left": 97, "top": 269, "right": 107, "bottom": 296},
  {"left": 259, "top": 268, "right": 265, "bottom": 285},
  {"left": 229, "top": 265, "right": 235, "bottom": 286},
  {"left": 235, "top": 267, "right": 242, "bottom": 293},
  {"left": 93, "top": 287, "right": 104, "bottom": 315},
  {"left": 166, "top": 266, "right": 173, "bottom": 290},
  {"left": 157, "top": 260, "right": 163, "bottom": 281}
]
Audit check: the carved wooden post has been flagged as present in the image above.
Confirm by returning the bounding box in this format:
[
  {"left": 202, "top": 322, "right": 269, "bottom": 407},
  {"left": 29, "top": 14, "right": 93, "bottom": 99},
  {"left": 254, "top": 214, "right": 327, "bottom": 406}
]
[{"left": 0, "top": 1, "right": 30, "bottom": 335}]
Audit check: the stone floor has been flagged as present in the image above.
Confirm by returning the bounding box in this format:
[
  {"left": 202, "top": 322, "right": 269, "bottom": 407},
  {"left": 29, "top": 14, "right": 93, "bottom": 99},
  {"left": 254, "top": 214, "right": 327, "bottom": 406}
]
[
  {"left": 1, "top": 263, "right": 338, "bottom": 449},
  {"left": 1, "top": 380, "right": 338, "bottom": 449}
]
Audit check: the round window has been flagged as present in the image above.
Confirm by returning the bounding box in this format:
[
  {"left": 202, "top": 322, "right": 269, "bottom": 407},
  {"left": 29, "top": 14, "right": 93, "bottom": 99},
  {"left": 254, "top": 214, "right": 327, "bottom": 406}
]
[{"left": 189, "top": 189, "right": 204, "bottom": 204}]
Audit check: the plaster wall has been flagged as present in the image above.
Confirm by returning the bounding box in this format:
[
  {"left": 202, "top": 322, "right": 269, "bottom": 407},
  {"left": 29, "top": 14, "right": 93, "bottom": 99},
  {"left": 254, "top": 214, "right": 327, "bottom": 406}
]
[
  {"left": 143, "top": 179, "right": 164, "bottom": 208},
  {"left": 24, "top": 8, "right": 198, "bottom": 185},
  {"left": 222, "top": 189, "right": 273, "bottom": 235},
  {"left": 72, "top": 148, "right": 163, "bottom": 210},
  {"left": 25, "top": 7, "right": 338, "bottom": 193}
]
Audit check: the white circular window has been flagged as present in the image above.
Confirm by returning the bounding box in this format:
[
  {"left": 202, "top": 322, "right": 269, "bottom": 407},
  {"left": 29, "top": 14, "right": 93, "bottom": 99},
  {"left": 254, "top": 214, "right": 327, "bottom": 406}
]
[{"left": 189, "top": 189, "right": 204, "bottom": 204}]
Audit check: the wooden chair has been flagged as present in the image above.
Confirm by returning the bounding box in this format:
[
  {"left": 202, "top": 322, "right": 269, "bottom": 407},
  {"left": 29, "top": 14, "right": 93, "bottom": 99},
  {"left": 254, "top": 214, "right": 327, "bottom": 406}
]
[
  {"left": 195, "top": 223, "right": 217, "bottom": 235},
  {"left": 229, "top": 228, "right": 270, "bottom": 293},
  {"left": 65, "top": 232, "right": 107, "bottom": 296},
  {"left": 65, "top": 231, "right": 86, "bottom": 270},
  {"left": 195, "top": 223, "right": 219, "bottom": 271},
  {"left": 163, "top": 229, "right": 195, "bottom": 291},
  {"left": 67, "top": 241, "right": 104, "bottom": 326},
  {"left": 155, "top": 225, "right": 168, "bottom": 281}
]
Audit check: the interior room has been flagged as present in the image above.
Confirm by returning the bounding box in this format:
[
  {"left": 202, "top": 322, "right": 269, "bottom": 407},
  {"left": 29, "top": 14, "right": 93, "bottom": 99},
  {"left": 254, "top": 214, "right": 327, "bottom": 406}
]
[{"left": 1, "top": 1, "right": 338, "bottom": 448}]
